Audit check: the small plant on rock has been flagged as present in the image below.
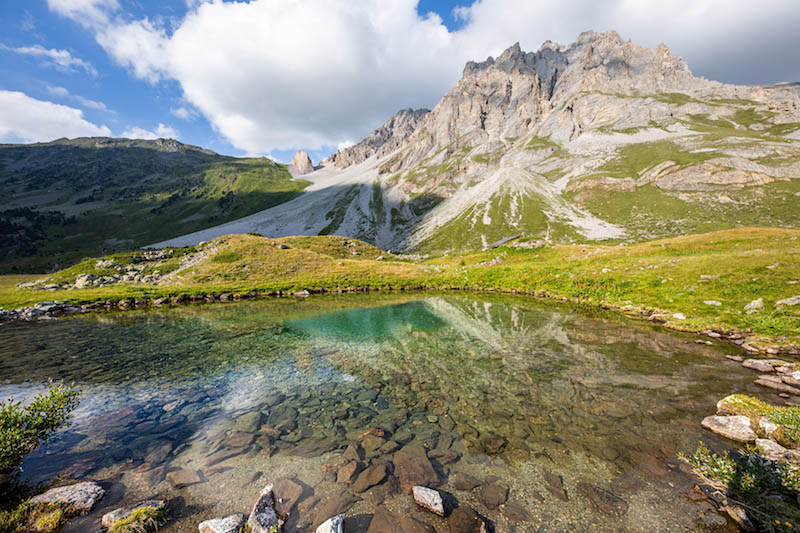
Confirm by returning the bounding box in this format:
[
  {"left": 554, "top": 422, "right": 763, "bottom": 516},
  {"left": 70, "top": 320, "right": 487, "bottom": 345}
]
[{"left": 111, "top": 504, "right": 167, "bottom": 533}]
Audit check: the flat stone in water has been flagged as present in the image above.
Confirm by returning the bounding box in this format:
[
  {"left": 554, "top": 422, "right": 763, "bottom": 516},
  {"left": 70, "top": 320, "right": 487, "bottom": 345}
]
[
  {"left": 394, "top": 446, "right": 438, "bottom": 491},
  {"left": 542, "top": 471, "right": 568, "bottom": 502},
  {"left": 577, "top": 482, "right": 629, "bottom": 517},
  {"left": 199, "top": 513, "right": 247, "bottom": 533},
  {"left": 367, "top": 506, "right": 435, "bottom": 533},
  {"left": 447, "top": 506, "right": 487, "bottom": 533},
  {"left": 451, "top": 473, "right": 482, "bottom": 491},
  {"left": 313, "top": 492, "right": 360, "bottom": 530},
  {"left": 352, "top": 463, "right": 388, "bottom": 493},
  {"left": 166, "top": 468, "right": 204, "bottom": 488},
  {"left": 477, "top": 483, "right": 507, "bottom": 509},
  {"left": 271, "top": 477, "right": 303, "bottom": 520},
  {"left": 29, "top": 481, "right": 105, "bottom": 512}
]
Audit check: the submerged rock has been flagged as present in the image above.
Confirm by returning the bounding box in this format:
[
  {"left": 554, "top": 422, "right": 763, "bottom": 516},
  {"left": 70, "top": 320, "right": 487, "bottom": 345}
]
[
  {"left": 351, "top": 463, "right": 388, "bottom": 493},
  {"left": 577, "top": 482, "right": 629, "bottom": 517},
  {"left": 477, "top": 483, "right": 508, "bottom": 509},
  {"left": 701, "top": 415, "right": 756, "bottom": 443},
  {"left": 447, "top": 506, "right": 487, "bottom": 533},
  {"left": 412, "top": 486, "right": 445, "bottom": 516},
  {"left": 29, "top": 481, "right": 105, "bottom": 512},
  {"left": 166, "top": 468, "right": 204, "bottom": 488},
  {"left": 199, "top": 514, "right": 247, "bottom": 533},
  {"left": 367, "top": 506, "right": 435, "bottom": 533},
  {"left": 394, "top": 446, "right": 438, "bottom": 491}
]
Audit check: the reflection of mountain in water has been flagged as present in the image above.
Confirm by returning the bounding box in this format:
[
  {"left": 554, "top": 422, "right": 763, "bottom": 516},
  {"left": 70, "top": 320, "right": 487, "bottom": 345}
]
[
  {"left": 288, "top": 300, "right": 446, "bottom": 342},
  {"left": 321, "top": 295, "right": 756, "bottom": 473}
]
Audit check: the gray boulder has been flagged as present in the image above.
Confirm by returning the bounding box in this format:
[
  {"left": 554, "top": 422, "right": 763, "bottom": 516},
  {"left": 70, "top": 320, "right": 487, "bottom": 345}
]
[
  {"left": 29, "top": 481, "right": 105, "bottom": 512},
  {"left": 199, "top": 513, "right": 247, "bottom": 533},
  {"left": 701, "top": 415, "right": 756, "bottom": 443}
]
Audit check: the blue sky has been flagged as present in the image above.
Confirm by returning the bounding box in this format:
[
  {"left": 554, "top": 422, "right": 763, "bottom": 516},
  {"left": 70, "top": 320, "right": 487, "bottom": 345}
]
[
  {"left": 1, "top": 1, "right": 799, "bottom": 163},
  {"left": 0, "top": 0, "right": 469, "bottom": 162}
]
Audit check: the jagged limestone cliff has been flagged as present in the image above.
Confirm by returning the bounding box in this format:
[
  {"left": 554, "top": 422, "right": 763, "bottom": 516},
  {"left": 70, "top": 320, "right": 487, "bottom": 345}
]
[{"left": 156, "top": 31, "right": 800, "bottom": 251}]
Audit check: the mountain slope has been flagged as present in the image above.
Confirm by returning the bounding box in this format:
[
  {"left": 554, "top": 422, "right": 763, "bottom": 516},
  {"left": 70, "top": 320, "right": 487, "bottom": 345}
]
[
  {"left": 159, "top": 30, "right": 800, "bottom": 252},
  {"left": 0, "top": 137, "right": 308, "bottom": 271}
]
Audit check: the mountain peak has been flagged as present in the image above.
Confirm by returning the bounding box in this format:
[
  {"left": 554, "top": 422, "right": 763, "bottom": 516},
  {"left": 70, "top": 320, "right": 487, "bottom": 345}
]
[{"left": 325, "top": 107, "right": 429, "bottom": 169}]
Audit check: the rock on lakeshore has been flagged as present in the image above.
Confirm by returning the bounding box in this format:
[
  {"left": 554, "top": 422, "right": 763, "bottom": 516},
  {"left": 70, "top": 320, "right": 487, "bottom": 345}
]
[
  {"left": 29, "top": 481, "right": 105, "bottom": 512},
  {"left": 248, "top": 483, "right": 283, "bottom": 533},
  {"left": 199, "top": 514, "right": 247, "bottom": 533},
  {"left": 701, "top": 415, "right": 756, "bottom": 443},
  {"left": 101, "top": 500, "right": 165, "bottom": 529}
]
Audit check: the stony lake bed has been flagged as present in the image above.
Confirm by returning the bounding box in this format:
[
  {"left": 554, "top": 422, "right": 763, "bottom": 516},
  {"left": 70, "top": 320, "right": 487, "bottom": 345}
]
[{"left": 0, "top": 293, "right": 778, "bottom": 531}]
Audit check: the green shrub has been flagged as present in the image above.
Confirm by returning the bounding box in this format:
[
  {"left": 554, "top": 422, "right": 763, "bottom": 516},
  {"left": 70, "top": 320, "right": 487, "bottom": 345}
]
[
  {"left": 681, "top": 442, "right": 800, "bottom": 531},
  {"left": 0, "top": 383, "right": 81, "bottom": 471}
]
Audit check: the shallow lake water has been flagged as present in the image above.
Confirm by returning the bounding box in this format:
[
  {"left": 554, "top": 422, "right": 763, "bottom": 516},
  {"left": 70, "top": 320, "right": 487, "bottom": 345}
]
[{"left": 0, "top": 293, "right": 767, "bottom": 531}]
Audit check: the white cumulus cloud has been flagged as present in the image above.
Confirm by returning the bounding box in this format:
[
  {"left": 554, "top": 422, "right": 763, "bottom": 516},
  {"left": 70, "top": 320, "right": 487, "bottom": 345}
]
[
  {"left": 47, "top": 0, "right": 800, "bottom": 155},
  {"left": 0, "top": 90, "right": 111, "bottom": 143},
  {"left": 1, "top": 43, "right": 98, "bottom": 75},
  {"left": 121, "top": 123, "right": 178, "bottom": 140}
]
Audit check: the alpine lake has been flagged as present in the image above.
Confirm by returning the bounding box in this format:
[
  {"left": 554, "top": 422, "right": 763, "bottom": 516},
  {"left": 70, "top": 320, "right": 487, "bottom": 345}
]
[{"left": 0, "top": 293, "right": 766, "bottom": 532}]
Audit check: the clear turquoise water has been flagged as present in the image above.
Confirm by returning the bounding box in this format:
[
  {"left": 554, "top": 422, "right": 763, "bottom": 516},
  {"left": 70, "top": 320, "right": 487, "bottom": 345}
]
[{"left": 0, "top": 294, "right": 760, "bottom": 532}]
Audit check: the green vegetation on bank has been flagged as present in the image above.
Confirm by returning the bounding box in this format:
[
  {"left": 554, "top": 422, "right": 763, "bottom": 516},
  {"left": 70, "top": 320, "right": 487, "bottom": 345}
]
[
  {"left": 0, "top": 383, "right": 80, "bottom": 471},
  {"left": 1, "top": 384, "right": 81, "bottom": 532},
  {"left": 682, "top": 442, "right": 800, "bottom": 531},
  {"left": 0, "top": 138, "right": 309, "bottom": 273},
  {"left": 1, "top": 228, "right": 799, "bottom": 347}
]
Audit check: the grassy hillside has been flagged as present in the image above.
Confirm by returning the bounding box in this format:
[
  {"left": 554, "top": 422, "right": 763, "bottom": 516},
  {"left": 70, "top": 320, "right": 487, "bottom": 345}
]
[
  {"left": 3, "top": 228, "right": 799, "bottom": 348},
  {"left": 0, "top": 137, "right": 309, "bottom": 272}
]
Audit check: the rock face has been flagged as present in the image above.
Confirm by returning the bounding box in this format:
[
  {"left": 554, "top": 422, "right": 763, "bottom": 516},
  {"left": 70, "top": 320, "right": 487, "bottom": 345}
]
[
  {"left": 29, "top": 481, "right": 105, "bottom": 512},
  {"left": 701, "top": 415, "right": 757, "bottom": 442},
  {"left": 158, "top": 29, "right": 800, "bottom": 253},
  {"left": 325, "top": 108, "right": 430, "bottom": 169},
  {"left": 289, "top": 150, "right": 314, "bottom": 175},
  {"left": 199, "top": 514, "right": 247, "bottom": 533}
]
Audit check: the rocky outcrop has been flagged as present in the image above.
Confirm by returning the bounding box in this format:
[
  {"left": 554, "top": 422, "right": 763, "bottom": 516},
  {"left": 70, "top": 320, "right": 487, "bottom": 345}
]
[
  {"left": 325, "top": 108, "right": 429, "bottom": 169},
  {"left": 289, "top": 150, "right": 315, "bottom": 175}
]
